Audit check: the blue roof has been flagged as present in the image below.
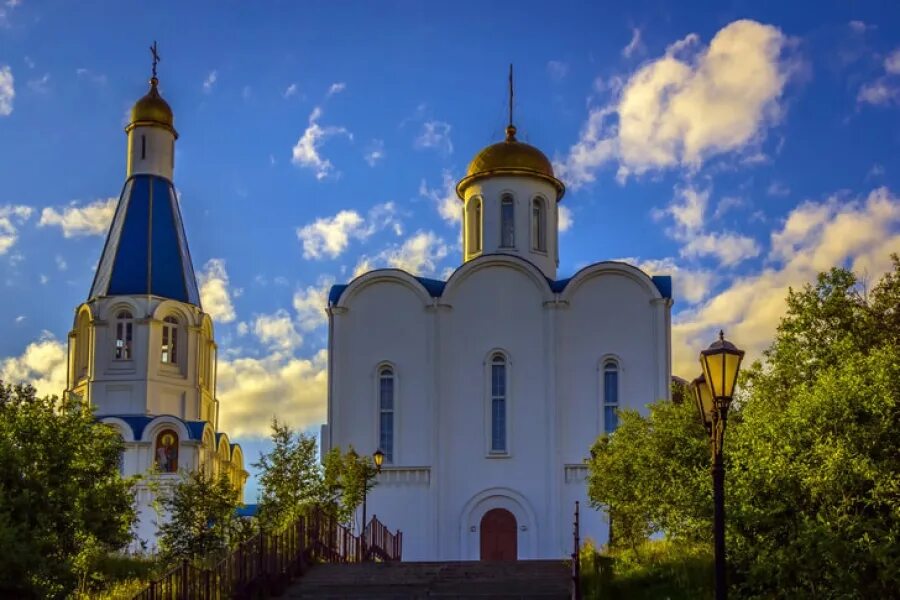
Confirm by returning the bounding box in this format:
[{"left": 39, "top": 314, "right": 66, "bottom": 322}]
[
  {"left": 89, "top": 175, "right": 201, "bottom": 306},
  {"left": 236, "top": 504, "right": 258, "bottom": 518},
  {"left": 100, "top": 414, "right": 209, "bottom": 441}
]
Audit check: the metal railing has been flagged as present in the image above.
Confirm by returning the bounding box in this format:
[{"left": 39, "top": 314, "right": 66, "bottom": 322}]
[
  {"left": 572, "top": 500, "right": 581, "bottom": 600},
  {"left": 134, "top": 507, "right": 402, "bottom": 600}
]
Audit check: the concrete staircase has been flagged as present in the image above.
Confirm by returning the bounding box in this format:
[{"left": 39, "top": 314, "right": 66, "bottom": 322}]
[{"left": 285, "top": 560, "right": 572, "bottom": 599}]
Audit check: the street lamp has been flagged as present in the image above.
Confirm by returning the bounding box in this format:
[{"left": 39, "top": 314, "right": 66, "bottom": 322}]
[
  {"left": 692, "top": 330, "right": 744, "bottom": 600},
  {"left": 361, "top": 449, "right": 384, "bottom": 560}
]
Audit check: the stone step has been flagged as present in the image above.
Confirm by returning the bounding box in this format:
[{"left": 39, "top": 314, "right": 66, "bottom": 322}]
[{"left": 286, "top": 560, "right": 572, "bottom": 599}]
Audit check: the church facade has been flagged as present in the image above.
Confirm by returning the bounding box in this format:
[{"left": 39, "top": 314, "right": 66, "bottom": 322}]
[
  {"left": 324, "top": 123, "right": 673, "bottom": 560},
  {"left": 65, "top": 61, "right": 246, "bottom": 551}
]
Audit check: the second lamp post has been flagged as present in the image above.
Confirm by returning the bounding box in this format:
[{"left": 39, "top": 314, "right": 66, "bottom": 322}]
[{"left": 361, "top": 448, "right": 384, "bottom": 560}]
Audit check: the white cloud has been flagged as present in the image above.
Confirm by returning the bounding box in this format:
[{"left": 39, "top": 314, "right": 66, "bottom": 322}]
[
  {"left": 290, "top": 106, "right": 352, "bottom": 180},
  {"left": 766, "top": 181, "right": 791, "bottom": 197},
  {"left": 354, "top": 230, "right": 449, "bottom": 277},
  {"left": 622, "top": 28, "right": 644, "bottom": 58},
  {"left": 419, "top": 171, "right": 460, "bottom": 225},
  {"left": 202, "top": 70, "right": 217, "bottom": 93},
  {"left": 0, "top": 333, "right": 68, "bottom": 398},
  {"left": 623, "top": 256, "right": 715, "bottom": 305},
  {"left": 198, "top": 258, "right": 237, "bottom": 323},
  {"left": 327, "top": 82, "right": 346, "bottom": 97},
  {"left": 38, "top": 197, "right": 116, "bottom": 238},
  {"left": 659, "top": 185, "right": 709, "bottom": 233},
  {"left": 364, "top": 139, "right": 385, "bottom": 166},
  {"left": 253, "top": 310, "right": 303, "bottom": 352},
  {"left": 680, "top": 231, "right": 761, "bottom": 266},
  {"left": 857, "top": 47, "right": 900, "bottom": 106},
  {"left": 296, "top": 202, "right": 399, "bottom": 260},
  {"left": 559, "top": 20, "right": 795, "bottom": 187},
  {"left": 547, "top": 60, "right": 569, "bottom": 81},
  {"left": 671, "top": 186, "right": 900, "bottom": 378},
  {"left": 558, "top": 205, "right": 573, "bottom": 232},
  {"left": 414, "top": 120, "right": 453, "bottom": 154},
  {"left": 283, "top": 83, "right": 298, "bottom": 99},
  {"left": 0, "top": 204, "right": 33, "bottom": 255},
  {"left": 293, "top": 276, "right": 335, "bottom": 332},
  {"left": 885, "top": 48, "right": 900, "bottom": 75},
  {"left": 216, "top": 349, "right": 328, "bottom": 437},
  {"left": 0, "top": 65, "right": 14, "bottom": 116},
  {"left": 14, "top": 315, "right": 25, "bottom": 324},
  {"left": 713, "top": 195, "right": 746, "bottom": 219},
  {"left": 75, "top": 68, "right": 107, "bottom": 86}
]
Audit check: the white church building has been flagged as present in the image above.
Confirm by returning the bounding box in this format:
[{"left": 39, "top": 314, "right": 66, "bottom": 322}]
[
  {"left": 65, "top": 58, "right": 247, "bottom": 551},
  {"left": 323, "top": 121, "right": 673, "bottom": 561}
]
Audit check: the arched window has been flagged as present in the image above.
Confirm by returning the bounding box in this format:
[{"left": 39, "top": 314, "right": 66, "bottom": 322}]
[
  {"left": 467, "top": 197, "right": 482, "bottom": 256},
  {"left": 500, "top": 195, "right": 515, "bottom": 248},
  {"left": 75, "top": 311, "right": 90, "bottom": 380},
  {"left": 531, "top": 198, "right": 546, "bottom": 252},
  {"left": 603, "top": 360, "right": 619, "bottom": 434},
  {"left": 490, "top": 353, "right": 507, "bottom": 453},
  {"left": 161, "top": 316, "right": 178, "bottom": 364},
  {"left": 379, "top": 366, "right": 394, "bottom": 464},
  {"left": 115, "top": 310, "right": 133, "bottom": 360},
  {"left": 155, "top": 429, "right": 179, "bottom": 473}
]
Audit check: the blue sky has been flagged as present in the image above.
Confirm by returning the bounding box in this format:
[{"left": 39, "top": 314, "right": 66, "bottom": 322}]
[{"left": 2, "top": 1, "right": 900, "bottom": 500}]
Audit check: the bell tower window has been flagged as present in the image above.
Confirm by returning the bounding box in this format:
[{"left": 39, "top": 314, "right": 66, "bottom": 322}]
[
  {"left": 500, "top": 195, "right": 515, "bottom": 248},
  {"left": 467, "top": 197, "right": 482, "bottom": 256},
  {"left": 114, "top": 310, "right": 133, "bottom": 360},
  {"left": 532, "top": 198, "right": 546, "bottom": 252},
  {"left": 161, "top": 316, "right": 179, "bottom": 364},
  {"left": 141, "top": 135, "right": 146, "bottom": 160}
]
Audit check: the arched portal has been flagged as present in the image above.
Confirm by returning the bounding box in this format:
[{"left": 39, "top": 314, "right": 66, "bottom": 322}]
[{"left": 480, "top": 508, "right": 517, "bottom": 561}]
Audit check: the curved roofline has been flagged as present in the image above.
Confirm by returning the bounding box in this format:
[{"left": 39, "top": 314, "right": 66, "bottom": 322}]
[
  {"left": 333, "top": 268, "right": 437, "bottom": 309},
  {"left": 560, "top": 261, "right": 665, "bottom": 302},
  {"left": 441, "top": 253, "right": 554, "bottom": 302},
  {"left": 456, "top": 169, "right": 565, "bottom": 201}
]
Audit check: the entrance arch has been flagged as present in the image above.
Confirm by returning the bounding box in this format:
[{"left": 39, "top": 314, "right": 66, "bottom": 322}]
[
  {"left": 460, "top": 487, "right": 537, "bottom": 560},
  {"left": 480, "top": 508, "right": 517, "bottom": 560}
]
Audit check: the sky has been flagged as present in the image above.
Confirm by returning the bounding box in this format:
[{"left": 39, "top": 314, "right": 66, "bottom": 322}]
[{"left": 2, "top": 1, "right": 900, "bottom": 501}]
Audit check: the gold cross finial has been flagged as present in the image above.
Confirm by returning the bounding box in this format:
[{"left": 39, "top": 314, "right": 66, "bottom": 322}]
[
  {"left": 506, "top": 64, "right": 517, "bottom": 141},
  {"left": 150, "top": 41, "right": 160, "bottom": 79}
]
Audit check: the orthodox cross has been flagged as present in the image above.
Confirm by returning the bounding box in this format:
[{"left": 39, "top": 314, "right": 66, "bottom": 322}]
[
  {"left": 508, "top": 63, "right": 514, "bottom": 128},
  {"left": 150, "top": 41, "right": 160, "bottom": 79}
]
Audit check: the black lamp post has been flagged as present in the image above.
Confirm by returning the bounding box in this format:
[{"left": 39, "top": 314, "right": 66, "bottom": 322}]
[
  {"left": 692, "top": 330, "right": 744, "bottom": 600},
  {"left": 361, "top": 449, "right": 384, "bottom": 560}
]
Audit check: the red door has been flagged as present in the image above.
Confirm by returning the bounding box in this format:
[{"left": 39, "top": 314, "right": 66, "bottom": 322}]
[{"left": 480, "top": 508, "right": 517, "bottom": 561}]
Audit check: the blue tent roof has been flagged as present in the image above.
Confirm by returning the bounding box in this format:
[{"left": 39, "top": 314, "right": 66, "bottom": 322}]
[{"left": 89, "top": 174, "right": 201, "bottom": 306}]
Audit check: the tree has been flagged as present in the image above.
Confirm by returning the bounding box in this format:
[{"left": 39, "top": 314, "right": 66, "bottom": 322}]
[
  {"left": 0, "top": 384, "right": 136, "bottom": 599},
  {"left": 322, "top": 446, "right": 378, "bottom": 531},
  {"left": 156, "top": 469, "right": 244, "bottom": 565},
  {"left": 253, "top": 418, "right": 324, "bottom": 532},
  {"left": 587, "top": 257, "right": 900, "bottom": 598}
]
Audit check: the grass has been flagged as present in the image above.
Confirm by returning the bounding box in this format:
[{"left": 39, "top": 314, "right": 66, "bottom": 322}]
[{"left": 580, "top": 538, "right": 714, "bottom": 600}]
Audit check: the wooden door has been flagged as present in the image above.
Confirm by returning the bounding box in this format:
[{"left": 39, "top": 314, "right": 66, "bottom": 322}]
[{"left": 480, "top": 508, "right": 517, "bottom": 561}]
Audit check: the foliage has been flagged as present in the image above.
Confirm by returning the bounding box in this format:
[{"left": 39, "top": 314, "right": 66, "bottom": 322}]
[
  {"left": 0, "top": 383, "right": 136, "bottom": 599},
  {"left": 71, "top": 554, "right": 158, "bottom": 599},
  {"left": 587, "top": 256, "right": 900, "bottom": 598},
  {"left": 322, "top": 446, "right": 379, "bottom": 531},
  {"left": 156, "top": 469, "right": 245, "bottom": 566},
  {"left": 253, "top": 418, "right": 324, "bottom": 531}
]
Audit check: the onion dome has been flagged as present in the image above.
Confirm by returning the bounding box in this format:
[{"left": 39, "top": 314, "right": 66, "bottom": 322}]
[
  {"left": 127, "top": 77, "right": 177, "bottom": 136},
  {"left": 456, "top": 125, "right": 565, "bottom": 200}
]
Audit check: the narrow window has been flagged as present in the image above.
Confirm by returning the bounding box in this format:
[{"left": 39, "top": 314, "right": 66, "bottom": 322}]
[
  {"left": 379, "top": 367, "right": 394, "bottom": 463},
  {"left": 467, "top": 197, "right": 482, "bottom": 256},
  {"left": 603, "top": 360, "right": 619, "bottom": 434},
  {"left": 532, "top": 198, "right": 546, "bottom": 252},
  {"left": 491, "top": 354, "right": 507, "bottom": 452},
  {"left": 155, "top": 429, "right": 179, "bottom": 473},
  {"left": 500, "top": 195, "right": 515, "bottom": 247},
  {"left": 141, "top": 135, "right": 146, "bottom": 160},
  {"left": 115, "top": 310, "right": 133, "bottom": 360},
  {"left": 161, "top": 316, "right": 178, "bottom": 364},
  {"left": 75, "top": 312, "right": 90, "bottom": 379}
]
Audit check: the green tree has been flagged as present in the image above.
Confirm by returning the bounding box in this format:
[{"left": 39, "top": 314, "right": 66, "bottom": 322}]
[
  {"left": 322, "top": 446, "right": 378, "bottom": 531},
  {"left": 156, "top": 469, "right": 244, "bottom": 565},
  {"left": 253, "top": 418, "right": 324, "bottom": 531},
  {"left": 0, "top": 384, "right": 136, "bottom": 599}
]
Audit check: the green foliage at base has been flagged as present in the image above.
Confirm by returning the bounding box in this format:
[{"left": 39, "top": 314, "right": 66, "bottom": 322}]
[
  {"left": 72, "top": 554, "right": 158, "bottom": 599},
  {"left": 580, "top": 538, "right": 713, "bottom": 600}
]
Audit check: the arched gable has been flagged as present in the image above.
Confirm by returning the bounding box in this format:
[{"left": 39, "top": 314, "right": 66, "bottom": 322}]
[
  {"left": 560, "top": 261, "right": 663, "bottom": 304},
  {"left": 441, "top": 254, "right": 553, "bottom": 304},
  {"left": 216, "top": 432, "right": 231, "bottom": 461},
  {"left": 152, "top": 299, "right": 198, "bottom": 327},
  {"left": 200, "top": 313, "right": 214, "bottom": 339},
  {"left": 336, "top": 269, "right": 435, "bottom": 309},
  {"left": 100, "top": 417, "right": 136, "bottom": 442},
  {"left": 229, "top": 444, "right": 244, "bottom": 471},
  {"left": 143, "top": 415, "right": 191, "bottom": 443},
  {"left": 98, "top": 298, "right": 141, "bottom": 321},
  {"left": 72, "top": 302, "right": 94, "bottom": 329}
]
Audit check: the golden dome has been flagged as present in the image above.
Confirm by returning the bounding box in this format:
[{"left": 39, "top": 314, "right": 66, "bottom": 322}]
[
  {"left": 456, "top": 125, "right": 565, "bottom": 200},
  {"left": 128, "top": 77, "right": 176, "bottom": 135}
]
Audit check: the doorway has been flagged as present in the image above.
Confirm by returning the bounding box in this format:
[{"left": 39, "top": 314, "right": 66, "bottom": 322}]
[{"left": 479, "top": 508, "right": 517, "bottom": 560}]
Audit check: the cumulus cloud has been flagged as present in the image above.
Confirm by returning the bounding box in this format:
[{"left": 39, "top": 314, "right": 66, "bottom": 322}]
[
  {"left": 293, "top": 276, "right": 335, "bottom": 332},
  {"left": 216, "top": 349, "right": 328, "bottom": 437},
  {"left": 0, "top": 333, "right": 68, "bottom": 398},
  {"left": 296, "top": 202, "right": 399, "bottom": 260},
  {"left": 623, "top": 256, "right": 715, "bottom": 305},
  {"left": 0, "top": 204, "right": 33, "bottom": 255},
  {"left": 253, "top": 309, "right": 303, "bottom": 352},
  {"left": 419, "top": 171, "right": 460, "bottom": 225},
  {"left": 354, "top": 230, "right": 449, "bottom": 277},
  {"left": 558, "top": 205, "right": 573, "bottom": 232},
  {"left": 414, "top": 120, "right": 453, "bottom": 154},
  {"left": 558, "top": 20, "right": 795, "bottom": 187},
  {"left": 857, "top": 48, "right": 900, "bottom": 107},
  {"left": 291, "top": 106, "right": 352, "bottom": 180},
  {"left": 0, "top": 65, "right": 13, "bottom": 116},
  {"left": 38, "top": 197, "right": 116, "bottom": 237},
  {"left": 202, "top": 70, "right": 217, "bottom": 93},
  {"left": 680, "top": 231, "right": 761, "bottom": 266},
  {"left": 671, "top": 186, "right": 900, "bottom": 378},
  {"left": 198, "top": 258, "right": 237, "bottom": 323}
]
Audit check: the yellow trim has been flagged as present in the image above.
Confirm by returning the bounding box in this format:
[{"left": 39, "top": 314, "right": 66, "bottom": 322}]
[{"left": 456, "top": 168, "right": 565, "bottom": 201}]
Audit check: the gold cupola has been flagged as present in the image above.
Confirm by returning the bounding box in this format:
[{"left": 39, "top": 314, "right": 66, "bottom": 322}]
[
  {"left": 127, "top": 76, "right": 177, "bottom": 137},
  {"left": 456, "top": 124, "right": 565, "bottom": 201}
]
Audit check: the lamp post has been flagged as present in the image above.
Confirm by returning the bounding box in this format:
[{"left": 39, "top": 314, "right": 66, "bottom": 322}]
[
  {"left": 361, "top": 449, "right": 384, "bottom": 560},
  {"left": 691, "top": 331, "right": 744, "bottom": 600}
]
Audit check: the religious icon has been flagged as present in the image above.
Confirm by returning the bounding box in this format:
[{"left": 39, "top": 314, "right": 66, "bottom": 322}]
[{"left": 155, "top": 430, "right": 178, "bottom": 473}]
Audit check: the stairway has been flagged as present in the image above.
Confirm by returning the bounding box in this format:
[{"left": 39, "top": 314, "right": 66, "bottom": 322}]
[{"left": 285, "top": 560, "right": 572, "bottom": 599}]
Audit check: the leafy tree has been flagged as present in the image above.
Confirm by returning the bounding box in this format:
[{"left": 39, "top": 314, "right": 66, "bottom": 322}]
[
  {"left": 587, "top": 257, "right": 900, "bottom": 598},
  {"left": 156, "top": 469, "right": 244, "bottom": 565},
  {"left": 253, "top": 418, "right": 324, "bottom": 531},
  {"left": 322, "top": 446, "right": 379, "bottom": 531},
  {"left": 0, "top": 384, "right": 136, "bottom": 599}
]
